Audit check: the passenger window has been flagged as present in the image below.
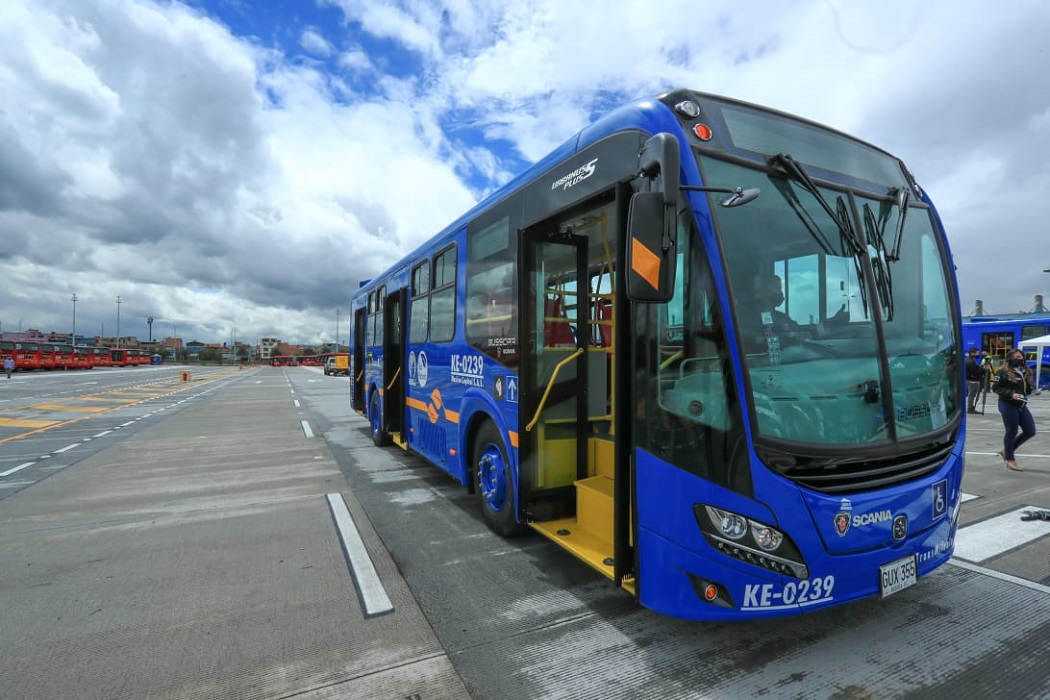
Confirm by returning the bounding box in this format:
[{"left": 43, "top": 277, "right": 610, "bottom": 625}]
[
  {"left": 430, "top": 246, "right": 457, "bottom": 343},
  {"left": 410, "top": 261, "right": 430, "bottom": 342},
  {"left": 467, "top": 217, "right": 516, "bottom": 366}
]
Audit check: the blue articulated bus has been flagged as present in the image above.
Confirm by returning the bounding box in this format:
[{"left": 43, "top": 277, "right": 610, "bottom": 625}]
[
  {"left": 962, "top": 314, "right": 1050, "bottom": 387},
  {"left": 350, "top": 89, "right": 964, "bottom": 620}
]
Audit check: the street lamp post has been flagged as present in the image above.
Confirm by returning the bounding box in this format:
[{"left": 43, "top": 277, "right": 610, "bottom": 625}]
[
  {"left": 147, "top": 316, "right": 153, "bottom": 345},
  {"left": 115, "top": 296, "right": 122, "bottom": 348},
  {"left": 71, "top": 294, "right": 77, "bottom": 346}
]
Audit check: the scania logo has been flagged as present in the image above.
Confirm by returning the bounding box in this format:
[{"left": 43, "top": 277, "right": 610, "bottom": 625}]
[
  {"left": 892, "top": 514, "right": 908, "bottom": 541},
  {"left": 834, "top": 511, "right": 850, "bottom": 537}
]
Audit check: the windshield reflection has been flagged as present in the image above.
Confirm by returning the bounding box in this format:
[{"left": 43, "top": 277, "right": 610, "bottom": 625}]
[{"left": 701, "top": 157, "right": 959, "bottom": 446}]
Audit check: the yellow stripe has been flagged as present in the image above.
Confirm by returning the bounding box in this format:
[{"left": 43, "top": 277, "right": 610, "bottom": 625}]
[
  {"left": 508, "top": 431, "right": 519, "bottom": 448},
  {"left": 32, "top": 404, "right": 108, "bottom": 413},
  {"left": 0, "top": 418, "right": 58, "bottom": 428}
]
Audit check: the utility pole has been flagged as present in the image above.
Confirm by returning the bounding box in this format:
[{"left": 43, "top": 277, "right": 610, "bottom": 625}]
[
  {"left": 71, "top": 294, "right": 77, "bottom": 346},
  {"left": 115, "top": 296, "right": 122, "bottom": 348}
]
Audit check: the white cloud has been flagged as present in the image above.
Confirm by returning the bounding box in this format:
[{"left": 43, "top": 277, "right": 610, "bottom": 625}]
[{"left": 1, "top": 0, "right": 1048, "bottom": 346}]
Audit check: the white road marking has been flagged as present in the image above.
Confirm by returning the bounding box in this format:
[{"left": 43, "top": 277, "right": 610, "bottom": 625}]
[
  {"left": 0, "top": 462, "right": 35, "bottom": 477},
  {"left": 326, "top": 493, "right": 394, "bottom": 617},
  {"left": 54, "top": 443, "right": 79, "bottom": 454},
  {"left": 301, "top": 420, "right": 314, "bottom": 438},
  {"left": 953, "top": 506, "right": 1050, "bottom": 562}
]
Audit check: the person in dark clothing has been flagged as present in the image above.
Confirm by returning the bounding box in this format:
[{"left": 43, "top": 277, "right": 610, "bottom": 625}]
[
  {"left": 965, "top": 347, "right": 983, "bottom": 413},
  {"left": 991, "top": 348, "right": 1036, "bottom": 472}
]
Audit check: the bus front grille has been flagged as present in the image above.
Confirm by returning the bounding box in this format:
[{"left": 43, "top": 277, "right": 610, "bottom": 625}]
[{"left": 763, "top": 443, "right": 954, "bottom": 494}]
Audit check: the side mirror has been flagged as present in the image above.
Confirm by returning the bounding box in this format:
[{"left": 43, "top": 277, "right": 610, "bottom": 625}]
[
  {"left": 627, "top": 133, "right": 681, "bottom": 303},
  {"left": 626, "top": 192, "right": 676, "bottom": 302}
]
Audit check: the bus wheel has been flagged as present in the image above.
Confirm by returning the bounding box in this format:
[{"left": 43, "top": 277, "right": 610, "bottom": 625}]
[
  {"left": 370, "top": 392, "right": 390, "bottom": 447},
  {"left": 473, "top": 422, "right": 525, "bottom": 537}
]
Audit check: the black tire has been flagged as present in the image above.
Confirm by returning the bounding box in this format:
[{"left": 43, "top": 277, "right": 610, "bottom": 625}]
[
  {"left": 472, "top": 422, "right": 525, "bottom": 536},
  {"left": 370, "top": 391, "right": 391, "bottom": 447}
]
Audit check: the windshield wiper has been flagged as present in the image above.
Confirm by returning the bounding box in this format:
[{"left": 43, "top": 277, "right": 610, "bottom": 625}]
[
  {"left": 863, "top": 202, "right": 894, "bottom": 321},
  {"left": 769, "top": 153, "right": 864, "bottom": 257},
  {"left": 887, "top": 186, "right": 910, "bottom": 261}
]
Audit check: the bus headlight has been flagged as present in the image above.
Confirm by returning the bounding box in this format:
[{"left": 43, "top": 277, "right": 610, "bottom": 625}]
[
  {"left": 708, "top": 506, "right": 748, "bottom": 540},
  {"left": 696, "top": 504, "right": 808, "bottom": 579},
  {"left": 750, "top": 523, "right": 783, "bottom": 551}
]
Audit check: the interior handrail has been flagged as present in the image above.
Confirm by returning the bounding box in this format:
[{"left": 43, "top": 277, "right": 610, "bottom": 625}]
[{"left": 525, "top": 348, "right": 584, "bottom": 433}]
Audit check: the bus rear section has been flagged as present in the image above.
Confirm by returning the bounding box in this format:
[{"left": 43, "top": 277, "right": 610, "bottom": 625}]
[{"left": 349, "top": 89, "right": 964, "bottom": 621}]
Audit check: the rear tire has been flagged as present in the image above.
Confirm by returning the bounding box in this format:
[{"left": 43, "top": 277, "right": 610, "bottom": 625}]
[
  {"left": 370, "top": 392, "right": 391, "bottom": 447},
  {"left": 473, "top": 422, "right": 525, "bottom": 536}
]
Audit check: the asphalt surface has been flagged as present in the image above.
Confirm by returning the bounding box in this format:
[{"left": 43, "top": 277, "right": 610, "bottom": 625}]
[
  {"left": 0, "top": 366, "right": 471, "bottom": 700},
  {"left": 1, "top": 366, "right": 1048, "bottom": 700}
]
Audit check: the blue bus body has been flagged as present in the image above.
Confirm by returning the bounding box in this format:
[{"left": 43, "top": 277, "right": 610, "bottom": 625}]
[{"left": 350, "top": 90, "right": 964, "bottom": 620}]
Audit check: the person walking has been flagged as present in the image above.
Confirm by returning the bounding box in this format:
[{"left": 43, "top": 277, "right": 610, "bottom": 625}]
[
  {"left": 991, "top": 348, "right": 1036, "bottom": 472},
  {"left": 4, "top": 356, "right": 14, "bottom": 379},
  {"left": 965, "top": 347, "right": 983, "bottom": 413}
]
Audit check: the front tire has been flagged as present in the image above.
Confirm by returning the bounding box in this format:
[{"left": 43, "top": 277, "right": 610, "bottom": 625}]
[
  {"left": 370, "top": 391, "right": 390, "bottom": 446},
  {"left": 473, "top": 422, "right": 525, "bottom": 536}
]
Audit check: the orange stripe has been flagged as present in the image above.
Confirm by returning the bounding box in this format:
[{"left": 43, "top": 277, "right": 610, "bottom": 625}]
[
  {"left": 631, "top": 238, "right": 661, "bottom": 290},
  {"left": 406, "top": 397, "right": 428, "bottom": 412},
  {"left": 508, "top": 431, "right": 519, "bottom": 448}
]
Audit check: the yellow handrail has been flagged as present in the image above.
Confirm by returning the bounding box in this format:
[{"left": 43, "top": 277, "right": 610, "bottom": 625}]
[
  {"left": 525, "top": 348, "right": 583, "bottom": 433},
  {"left": 386, "top": 365, "right": 401, "bottom": 391}
]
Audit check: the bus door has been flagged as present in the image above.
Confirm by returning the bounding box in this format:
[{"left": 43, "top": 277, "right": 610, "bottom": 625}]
[
  {"left": 384, "top": 288, "right": 407, "bottom": 443},
  {"left": 352, "top": 308, "right": 366, "bottom": 414},
  {"left": 519, "top": 227, "right": 588, "bottom": 520}
]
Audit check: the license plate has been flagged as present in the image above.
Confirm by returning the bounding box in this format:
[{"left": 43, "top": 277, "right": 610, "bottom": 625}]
[{"left": 880, "top": 555, "right": 917, "bottom": 597}]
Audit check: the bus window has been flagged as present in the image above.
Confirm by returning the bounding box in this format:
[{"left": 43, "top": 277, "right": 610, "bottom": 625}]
[
  {"left": 641, "top": 209, "right": 746, "bottom": 491},
  {"left": 366, "top": 292, "right": 376, "bottom": 346},
  {"left": 466, "top": 216, "right": 517, "bottom": 367},
  {"left": 374, "top": 286, "right": 385, "bottom": 347},
  {"left": 411, "top": 261, "right": 430, "bottom": 342},
  {"left": 430, "top": 245, "right": 457, "bottom": 343}
]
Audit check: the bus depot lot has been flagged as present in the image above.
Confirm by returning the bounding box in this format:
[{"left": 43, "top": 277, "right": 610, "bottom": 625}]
[{"left": 0, "top": 369, "right": 1046, "bottom": 700}]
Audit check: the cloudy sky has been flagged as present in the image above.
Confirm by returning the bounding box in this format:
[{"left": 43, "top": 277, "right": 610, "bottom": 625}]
[{"left": 2, "top": 0, "right": 1048, "bottom": 347}]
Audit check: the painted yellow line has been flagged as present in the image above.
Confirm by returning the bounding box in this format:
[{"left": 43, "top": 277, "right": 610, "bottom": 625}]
[
  {"left": 0, "top": 418, "right": 58, "bottom": 428},
  {"left": 32, "top": 404, "right": 110, "bottom": 413},
  {"left": 77, "top": 396, "right": 141, "bottom": 403}
]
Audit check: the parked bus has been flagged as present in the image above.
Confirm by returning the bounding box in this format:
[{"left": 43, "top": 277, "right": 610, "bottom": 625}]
[
  {"left": 0, "top": 341, "right": 36, "bottom": 371},
  {"left": 38, "top": 343, "right": 59, "bottom": 370},
  {"left": 18, "top": 342, "right": 43, "bottom": 371},
  {"left": 963, "top": 314, "right": 1050, "bottom": 387},
  {"left": 270, "top": 355, "right": 297, "bottom": 367},
  {"left": 91, "top": 347, "right": 113, "bottom": 367},
  {"left": 349, "top": 89, "right": 964, "bottom": 620}
]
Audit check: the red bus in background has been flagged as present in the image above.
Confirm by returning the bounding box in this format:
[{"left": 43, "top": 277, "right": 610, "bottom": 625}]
[
  {"left": 111, "top": 348, "right": 129, "bottom": 366},
  {"left": 73, "top": 346, "right": 95, "bottom": 369},
  {"left": 51, "top": 344, "right": 74, "bottom": 370},
  {"left": 38, "top": 343, "right": 59, "bottom": 370},
  {"left": 92, "top": 347, "right": 113, "bottom": 367},
  {"left": 0, "top": 340, "right": 26, "bottom": 370},
  {"left": 21, "top": 342, "right": 43, "bottom": 370},
  {"left": 270, "top": 355, "right": 296, "bottom": 366}
]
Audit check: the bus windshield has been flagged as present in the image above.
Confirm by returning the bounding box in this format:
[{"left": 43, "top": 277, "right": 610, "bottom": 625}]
[{"left": 702, "top": 155, "right": 959, "bottom": 447}]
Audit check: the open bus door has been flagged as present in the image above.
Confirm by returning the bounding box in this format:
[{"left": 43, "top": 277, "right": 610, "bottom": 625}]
[
  {"left": 351, "top": 308, "right": 366, "bottom": 414},
  {"left": 518, "top": 226, "right": 590, "bottom": 525},
  {"left": 383, "top": 288, "right": 407, "bottom": 445}
]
